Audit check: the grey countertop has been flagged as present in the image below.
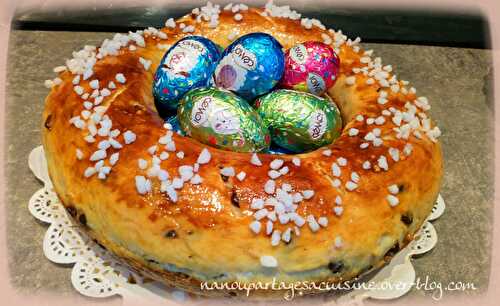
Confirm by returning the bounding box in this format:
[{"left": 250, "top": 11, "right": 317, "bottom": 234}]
[{"left": 5, "top": 30, "right": 493, "bottom": 302}]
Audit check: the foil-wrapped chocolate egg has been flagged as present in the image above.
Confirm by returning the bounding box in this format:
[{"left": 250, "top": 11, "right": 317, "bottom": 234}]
[
  {"left": 280, "top": 41, "right": 340, "bottom": 96},
  {"left": 178, "top": 87, "right": 271, "bottom": 152},
  {"left": 214, "top": 33, "right": 285, "bottom": 100},
  {"left": 255, "top": 89, "right": 342, "bottom": 153},
  {"left": 153, "top": 36, "right": 221, "bottom": 112}
]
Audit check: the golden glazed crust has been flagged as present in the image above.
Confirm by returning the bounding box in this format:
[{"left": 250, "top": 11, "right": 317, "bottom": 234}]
[{"left": 41, "top": 5, "right": 443, "bottom": 298}]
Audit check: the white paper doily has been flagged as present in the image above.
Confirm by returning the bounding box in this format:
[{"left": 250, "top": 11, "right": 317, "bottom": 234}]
[{"left": 28, "top": 145, "right": 445, "bottom": 305}]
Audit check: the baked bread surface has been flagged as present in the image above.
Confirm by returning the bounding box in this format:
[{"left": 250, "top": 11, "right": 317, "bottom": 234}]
[{"left": 41, "top": 5, "right": 443, "bottom": 298}]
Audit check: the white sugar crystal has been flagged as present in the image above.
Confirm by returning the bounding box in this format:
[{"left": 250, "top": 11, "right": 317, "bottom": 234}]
[
  {"left": 236, "top": 171, "right": 246, "bottom": 181},
  {"left": 108, "top": 138, "right": 122, "bottom": 149},
  {"left": 97, "top": 140, "right": 110, "bottom": 150},
  {"left": 108, "top": 81, "right": 116, "bottom": 89},
  {"left": 89, "top": 79, "right": 99, "bottom": 89},
  {"left": 94, "top": 160, "right": 104, "bottom": 171},
  {"left": 157, "top": 169, "right": 169, "bottom": 181},
  {"left": 388, "top": 184, "right": 399, "bottom": 194},
  {"left": 345, "top": 181, "right": 358, "bottom": 191},
  {"left": 271, "top": 230, "right": 282, "bottom": 246},
  {"left": 74, "top": 85, "right": 84, "bottom": 95},
  {"left": 220, "top": 167, "right": 235, "bottom": 177},
  {"left": 335, "top": 195, "right": 342, "bottom": 205},
  {"left": 270, "top": 159, "right": 284, "bottom": 170},
  {"left": 318, "top": 217, "right": 328, "bottom": 227},
  {"left": 123, "top": 130, "right": 136, "bottom": 144},
  {"left": 83, "top": 69, "right": 93, "bottom": 80},
  {"left": 331, "top": 178, "right": 341, "bottom": 188},
  {"left": 249, "top": 221, "right": 261, "bottom": 234},
  {"left": 366, "top": 78, "right": 375, "bottom": 85},
  {"left": 360, "top": 142, "right": 369, "bottom": 149},
  {"left": 72, "top": 75, "right": 80, "bottom": 85},
  {"left": 135, "top": 176, "right": 151, "bottom": 195},
  {"left": 266, "top": 220, "right": 273, "bottom": 235},
  {"left": 307, "top": 215, "right": 320, "bottom": 232},
  {"left": 160, "top": 151, "right": 168, "bottom": 160},
  {"left": 281, "top": 183, "right": 292, "bottom": 192},
  {"left": 351, "top": 171, "right": 360, "bottom": 183},
  {"left": 282, "top": 228, "right": 292, "bottom": 243},
  {"left": 138, "top": 158, "right": 148, "bottom": 170},
  {"left": 197, "top": 148, "right": 211, "bottom": 164},
  {"left": 348, "top": 128, "right": 359, "bottom": 136},
  {"left": 179, "top": 165, "right": 194, "bottom": 181},
  {"left": 100, "top": 88, "right": 111, "bottom": 97},
  {"left": 333, "top": 206, "right": 344, "bottom": 216},
  {"left": 264, "top": 180, "right": 275, "bottom": 194},
  {"left": 292, "top": 157, "right": 301, "bottom": 167},
  {"left": 292, "top": 214, "right": 305, "bottom": 227},
  {"left": 279, "top": 166, "right": 289, "bottom": 176},
  {"left": 76, "top": 149, "right": 84, "bottom": 160},
  {"left": 165, "top": 141, "right": 176, "bottom": 152},
  {"left": 84, "top": 167, "right": 96, "bottom": 178},
  {"left": 387, "top": 195, "right": 400, "bottom": 207},
  {"left": 366, "top": 118, "right": 375, "bottom": 125},
  {"left": 292, "top": 192, "right": 303, "bottom": 203},
  {"left": 83, "top": 101, "right": 93, "bottom": 110},
  {"left": 334, "top": 236, "right": 343, "bottom": 248},
  {"left": 81, "top": 110, "right": 91, "bottom": 120},
  {"left": 152, "top": 155, "right": 161, "bottom": 165},
  {"left": 182, "top": 25, "right": 195, "bottom": 33},
  {"left": 345, "top": 76, "right": 356, "bottom": 85},
  {"left": 378, "top": 155, "right": 389, "bottom": 171},
  {"left": 109, "top": 152, "right": 119, "bottom": 166},
  {"left": 139, "top": 57, "right": 152, "bottom": 70},
  {"left": 234, "top": 13, "right": 243, "bottom": 21},
  {"left": 84, "top": 135, "right": 96, "bottom": 143},
  {"left": 176, "top": 151, "right": 185, "bottom": 159},
  {"left": 251, "top": 198, "right": 265, "bottom": 210},
  {"left": 115, "top": 73, "right": 126, "bottom": 84},
  {"left": 302, "top": 190, "right": 315, "bottom": 199},
  {"left": 254, "top": 209, "right": 268, "bottom": 220},
  {"left": 331, "top": 163, "right": 341, "bottom": 177},
  {"left": 389, "top": 148, "right": 400, "bottom": 162},
  {"left": 190, "top": 174, "right": 203, "bottom": 185},
  {"left": 90, "top": 149, "right": 106, "bottom": 161},
  {"left": 356, "top": 114, "right": 364, "bottom": 122},
  {"left": 373, "top": 138, "right": 383, "bottom": 147},
  {"left": 403, "top": 143, "right": 413, "bottom": 156},
  {"left": 260, "top": 255, "right": 278, "bottom": 268},
  {"left": 337, "top": 157, "right": 347, "bottom": 166},
  {"left": 172, "top": 177, "right": 184, "bottom": 189},
  {"left": 165, "top": 18, "right": 176, "bottom": 28},
  {"left": 362, "top": 161, "right": 371, "bottom": 170},
  {"left": 268, "top": 170, "right": 280, "bottom": 179},
  {"left": 251, "top": 153, "right": 262, "bottom": 166},
  {"left": 322, "top": 149, "right": 332, "bottom": 156},
  {"left": 166, "top": 185, "right": 178, "bottom": 202},
  {"left": 375, "top": 116, "right": 386, "bottom": 125}
]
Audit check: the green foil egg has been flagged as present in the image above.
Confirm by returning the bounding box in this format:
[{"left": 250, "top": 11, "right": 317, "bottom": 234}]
[
  {"left": 178, "top": 87, "right": 271, "bottom": 152},
  {"left": 255, "top": 89, "right": 342, "bottom": 153}
]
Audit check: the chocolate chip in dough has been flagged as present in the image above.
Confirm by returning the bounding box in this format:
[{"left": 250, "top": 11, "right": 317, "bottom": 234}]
[
  {"left": 44, "top": 114, "right": 53, "bottom": 130},
  {"left": 401, "top": 213, "right": 413, "bottom": 225},
  {"left": 165, "top": 230, "right": 178, "bottom": 239},
  {"left": 328, "top": 261, "right": 344, "bottom": 274}
]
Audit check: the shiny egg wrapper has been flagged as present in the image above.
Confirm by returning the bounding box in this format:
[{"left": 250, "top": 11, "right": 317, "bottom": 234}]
[
  {"left": 153, "top": 36, "right": 221, "bottom": 112},
  {"left": 281, "top": 41, "right": 340, "bottom": 96},
  {"left": 255, "top": 89, "right": 342, "bottom": 153},
  {"left": 214, "top": 32, "right": 284, "bottom": 101},
  {"left": 178, "top": 87, "right": 271, "bottom": 152}
]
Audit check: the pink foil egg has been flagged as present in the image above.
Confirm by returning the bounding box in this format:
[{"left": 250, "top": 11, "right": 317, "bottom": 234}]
[{"left": 280, "top": 41, "right": 340, "bottom": 96}]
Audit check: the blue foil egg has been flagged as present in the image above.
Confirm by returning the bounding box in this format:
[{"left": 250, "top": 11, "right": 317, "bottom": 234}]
[
  {"left": 214, "top": 33, "right": 285, "bottom": 101},
  {"left": 153, "top": 36, "right": 221, "bottom": 112}
]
